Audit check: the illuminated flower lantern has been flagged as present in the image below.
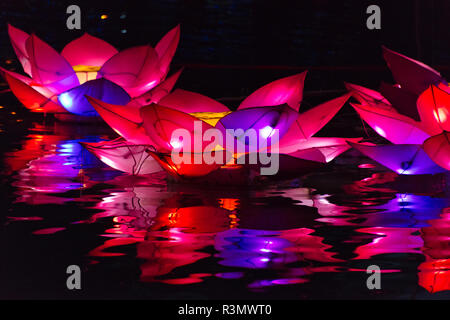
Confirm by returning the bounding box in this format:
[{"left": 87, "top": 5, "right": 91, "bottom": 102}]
[
  {"left": 1, "top": 24, "right": 180, "bottom": 118},
  {"left": 84, "top": 72, "right": 361, "bottom": 182},
  {"left": 346, "top": 47, "right": 450, "bottom": 175}
]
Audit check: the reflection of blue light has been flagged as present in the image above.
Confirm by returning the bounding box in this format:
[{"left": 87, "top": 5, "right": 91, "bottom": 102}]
[{"left": 59, "top": 93, "right": 73, "bottom": 109}]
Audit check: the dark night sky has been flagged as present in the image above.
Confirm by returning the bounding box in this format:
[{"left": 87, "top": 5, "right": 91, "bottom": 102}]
[{"left": 0, "top": 0, "right": 449, "bottom": 98}]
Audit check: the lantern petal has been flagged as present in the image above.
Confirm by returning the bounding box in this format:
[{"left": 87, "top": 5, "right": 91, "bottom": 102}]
[
  {"left": 82, "top": 139, "right": 162, "bottom": 175},
  {"left": 158, "top": 88, "right": 229, "bottom": 113},
  {"left": 128, "top": 68, "right": 183, "bottom": 107},
  {"left": 382, "top": 46, "right": 447, "bottom": 95},
  {"left": 58, "top": 78, "right": 130, "bottom": 116},
  {"left": 7, "top": 24, "right": 32, "bottom": 77},
  {"left": 279, "top": 137, "right": 362, "bottom": 160},
  {"left": 155, "top": 25, "right": 180, "bottom": 77},
  {"left": 0, "top": 67, "right": 65, "bottom": 113},
  {"left": 423, "top": 132, "right": 450, "bottom": 171},
  {"left": 351, "top": 103, "right": 430, "bottom": 144},
  {"left": 238, "top": 71, "right": 307, "bottom": 111},
  {"left": 349, "top": 142, "right": 447, "bottom": 175},
  {"left": 278, "top": 93, "right": 352, "bottom": 149},
  {"left": 86, "top": 95, "right": 152, "bottom": 145},
  {"left": 379, "top": 82, "right": 421, "bottom": 121},
  {"left": 61, "top": 33, "right": 118, "bottom": 67},
  {"left": 417, "top": 85, "right": 450, "bottom": 135},
  {"left": 98, "top": 45, "right": 163, "bottom": 97},
  {"left": 345, "top": 82, "right": 392, "bottom": 108},
  {"left": 25, "top": 34, "right": 79, "bottom": 93},
  {"left": 140, "top": 104, "right": 214, "bottom": 153}
]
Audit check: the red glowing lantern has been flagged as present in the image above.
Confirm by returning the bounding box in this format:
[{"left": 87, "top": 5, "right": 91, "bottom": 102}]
[{"left": 417, "top": 85, "right": 450, "bottom": 135}]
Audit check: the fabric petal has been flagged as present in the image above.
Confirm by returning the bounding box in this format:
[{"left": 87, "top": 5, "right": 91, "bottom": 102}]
[
  {"left": 423, "top": 132, "right": 450, "bottom": 171},
  {"left": 86, "top": 96, "right": 152, "bottom": 145},
  {"left": 61, "top": 33, "right": 118, "bottom": 67},
  {"left": 238, "top": 72, "right": 307, "bottom": 111},
  {"left": 277, "top": 136, "right": 362, "bottom": 156},
  {"left": 82, "top": 139, "right": 162, "bottom": 175},
  {"left": 140, "top": 104, "right": 214, "bottom": 153},
  {"left": 155, "top": 25, "right": 180, "bottom": 77},
  {"left": 382, "top": 46, "right": 447, "bottom": 95},
  {"left": 351, "top": 103, "right": 430, "bottom": 144},
  {"left": 345, "top": 82, "right": 392, "bottom": 108},
  {"left": 0, "top": 67, "right": 65, "bottom": 113},
  {"left": 58, "top": 78, "right": 130, "bottom": 116},
  {"left": 349, "top": 142, "right": 447, "bottom": 175},
  {"left": 158, "top": 89, "right": 229, "bottom": 113},
  {"left": 7, "top": 24, "right": 32, "bottom": 77},
  {"left": 128, "top": 68, "right": 183, "bottom": 107},
  {"left": 98, "top": 45, "right": 163, "bottom": 98},
  {"left": 277, "top": 93, "right": 351, "bottom": 150},
  {"left": 417, "top": 85, "right": 450, "bottom": 135},
  {"left": 26, "top": 34, "right": 79, "bottom": 93}
]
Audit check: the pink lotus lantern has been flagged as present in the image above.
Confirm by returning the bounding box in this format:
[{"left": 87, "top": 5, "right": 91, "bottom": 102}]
[
  {"left": 345, "top": 47, "right": 449, "bottom": 174},
  {"left": 1, "top": 24, "right": 180, "bottom": 117},
  {"left": 83, "top": 72, "right": 360, "bottom": 181}
]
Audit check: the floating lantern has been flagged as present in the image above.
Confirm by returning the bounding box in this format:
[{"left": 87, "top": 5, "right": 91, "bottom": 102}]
[
  {"left": 417, "top": 85, "right": 450, "bottom": 135},
  {"left": 348, "top": 142, "right": 447, "bottom": 175},
  {"left": 2, "top": 24, "right": 180, "bottom": 116}
]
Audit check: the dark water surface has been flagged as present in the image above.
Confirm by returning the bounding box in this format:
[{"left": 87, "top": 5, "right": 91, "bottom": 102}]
[{"left": 0, "top": 115, "right": 449, "bottom": 300}]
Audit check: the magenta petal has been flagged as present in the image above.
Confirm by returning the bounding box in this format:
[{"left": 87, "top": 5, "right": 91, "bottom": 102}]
[
  {"left": 61, "top": 33, "right": 118, "bottom": 67},
  {"left": 351, "top": 103, "right": 430, "bottom": 144},
  {"left": 238, "top": 72, "right": 307, "bottom": 111},
  {"left": 349, "top": 142, "right": 447, "bottom": 175},
  {"left": 82, "top": 139, "right": 162, "bottom": 175},
  {"left": 140, "top": 104, "right": 214, "bottom": 153},
  {"left": 0, "top": 67, "right": 65, "bottom": 113},
  {"left": 26, "top": 34, "right": 79, "bottom": 93},
  {"left": 278, "top": 93, "right": 351, "bottom": 149},
  {"left": 155, "top": 25, "right": 180, "bottom": 77},
  {"left": 98, "top": 45, "right": 163, "bottom": 97},
  {"left": 8, "top": 24, "right": 32, "bottom": 77},
  {"left": 158, "top": 89, "right": 229, "bottom": 113},
  {"left": 86, "top": 96, "right": 152, "bottom": 145},
  {"left": 345, "top": 82, "right": 391, "bottom": 107},
  {"left": 423, "top": 132, "right": 450, "bottom": 171},
  {"left": 128, "top": 68, "right": 183, "bottom": 107},
  {"left": 277, "top": 137, "right": 362, "bottom": 158},
  {"left": 382, "top": 46, "right": 447, "bottom": 95}
]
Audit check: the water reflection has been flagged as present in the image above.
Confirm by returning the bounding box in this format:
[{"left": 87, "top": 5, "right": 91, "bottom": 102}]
[{"left": 3, "top": 121, "right": 450, "bottom": 298}]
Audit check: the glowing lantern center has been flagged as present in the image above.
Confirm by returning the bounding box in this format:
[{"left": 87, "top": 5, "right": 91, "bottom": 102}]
[
  {"left": 59, "top": 92, "right": 73, "bottom": 109},
  {"left": 72, "top": 65, "right": 102, "bottom": 85},
  {"left": 260, "top": 125, "right": 275, "bottom": 138},
  {"left": 170, "top": 139, "right": 182, "bottom": 149},
  {"left": 433, "top": 107, "right": 448, "bottom": 124}
]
